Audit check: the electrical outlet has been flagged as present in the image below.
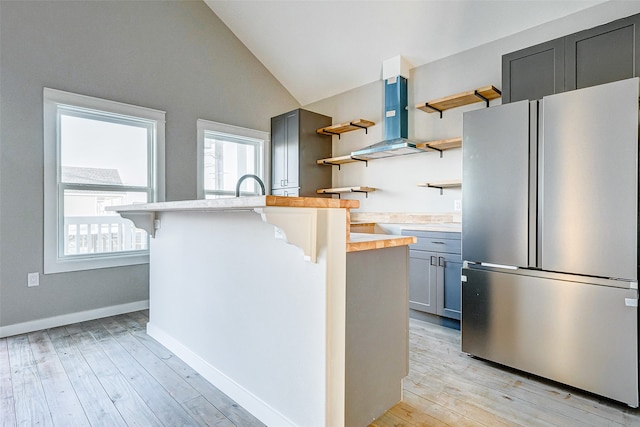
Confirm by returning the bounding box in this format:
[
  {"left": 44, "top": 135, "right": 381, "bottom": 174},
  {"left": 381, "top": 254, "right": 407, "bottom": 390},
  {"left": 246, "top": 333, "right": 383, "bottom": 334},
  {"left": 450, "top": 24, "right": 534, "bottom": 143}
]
[
  {"left": 454, "top": 199, "right": 462, "bottom": 211},
  {"left": 27, "top": 272, "right": 39, "bottom": 287}
]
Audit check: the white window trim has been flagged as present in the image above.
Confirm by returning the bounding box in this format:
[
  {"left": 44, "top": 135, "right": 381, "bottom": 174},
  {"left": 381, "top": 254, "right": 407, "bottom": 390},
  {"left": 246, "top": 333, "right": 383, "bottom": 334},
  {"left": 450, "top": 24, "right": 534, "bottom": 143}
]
[
  {"left": 43, "top": 88, "right": 166, "bottom": 274},
  {"left": 197, "top": 119, "right": 269, "bottom": 199}
]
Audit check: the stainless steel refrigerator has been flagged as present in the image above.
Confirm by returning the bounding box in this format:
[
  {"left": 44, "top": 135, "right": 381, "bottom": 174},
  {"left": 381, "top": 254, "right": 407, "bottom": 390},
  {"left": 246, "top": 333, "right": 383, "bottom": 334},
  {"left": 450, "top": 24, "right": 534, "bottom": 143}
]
[{"left": 462, "top": 77, "right": 639, "bottom": 407}]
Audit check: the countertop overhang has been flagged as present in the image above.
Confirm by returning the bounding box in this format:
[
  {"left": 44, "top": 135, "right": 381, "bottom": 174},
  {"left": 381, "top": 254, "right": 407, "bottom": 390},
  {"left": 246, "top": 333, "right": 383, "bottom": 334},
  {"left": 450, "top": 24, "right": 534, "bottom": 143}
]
[
  {"left": 106, "top": 195, "right": 360, "bottom": 213},
  {"left": 107, "top": 196, "right": 416, "bottom": 256}
]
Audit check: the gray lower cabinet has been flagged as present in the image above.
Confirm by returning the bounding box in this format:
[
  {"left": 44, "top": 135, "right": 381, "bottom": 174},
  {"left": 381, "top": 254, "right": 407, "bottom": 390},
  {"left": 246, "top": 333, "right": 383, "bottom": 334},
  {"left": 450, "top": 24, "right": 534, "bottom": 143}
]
[
  {"left": 502, "top": 12, "right": 640, "bottom": 103},
  {"left": 402, "top": 230, "right": 462, "bottom": 320},
  {"left": 271, "top": 108, "right": 332, "bottom": 197}
]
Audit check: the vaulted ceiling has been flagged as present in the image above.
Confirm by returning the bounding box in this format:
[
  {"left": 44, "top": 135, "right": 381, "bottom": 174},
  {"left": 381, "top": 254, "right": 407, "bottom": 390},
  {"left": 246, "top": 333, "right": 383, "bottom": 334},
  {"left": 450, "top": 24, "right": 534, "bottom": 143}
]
[{"left": 205, "top": 1, "right": 605, "bottom": 105}]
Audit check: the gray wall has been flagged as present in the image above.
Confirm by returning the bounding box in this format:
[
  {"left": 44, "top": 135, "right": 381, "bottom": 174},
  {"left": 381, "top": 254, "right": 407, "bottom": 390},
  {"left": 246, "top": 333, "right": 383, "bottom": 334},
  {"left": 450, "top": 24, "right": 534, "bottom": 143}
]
[
  {"left": 304, "top": 1, "right": 640, "bottom": 214},
  {"left": 0, "top": 0, "right": 298, "bottom": 327}
]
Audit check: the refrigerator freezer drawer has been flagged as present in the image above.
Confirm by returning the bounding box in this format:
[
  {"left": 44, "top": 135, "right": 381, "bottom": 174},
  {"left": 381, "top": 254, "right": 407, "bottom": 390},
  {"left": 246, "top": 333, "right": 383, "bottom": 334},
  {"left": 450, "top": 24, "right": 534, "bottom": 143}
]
[{"left": 462, "top": 267, "right": 639, "bottom": 407}]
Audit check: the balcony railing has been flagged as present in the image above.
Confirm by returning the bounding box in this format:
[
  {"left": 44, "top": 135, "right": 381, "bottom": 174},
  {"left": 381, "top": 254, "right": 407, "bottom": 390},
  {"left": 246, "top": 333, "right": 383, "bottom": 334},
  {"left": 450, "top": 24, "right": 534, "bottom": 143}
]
[{"left": 64, "top": 216, "right": 147, "bottom": 255}]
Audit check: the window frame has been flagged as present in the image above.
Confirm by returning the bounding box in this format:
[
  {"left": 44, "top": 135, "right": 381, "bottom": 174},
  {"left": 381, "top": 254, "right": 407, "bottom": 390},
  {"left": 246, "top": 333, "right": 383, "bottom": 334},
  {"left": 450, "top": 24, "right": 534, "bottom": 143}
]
[
  {"left": 196, "top": 119, "right": 269, "bottom": 199},
  {"left": 43, "top": 88, "right": 166, "bottom": 274}
]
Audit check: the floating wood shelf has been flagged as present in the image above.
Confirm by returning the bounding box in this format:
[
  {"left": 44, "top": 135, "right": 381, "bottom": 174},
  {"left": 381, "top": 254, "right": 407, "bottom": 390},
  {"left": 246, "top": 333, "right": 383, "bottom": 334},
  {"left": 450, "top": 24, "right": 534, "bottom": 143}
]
[
  {"left": 318, "top": 137, "right": 461, "bottom": 168},
  {"left": 317, "top": 186, "right": 376, "bottom": 198},
  {"left": 316, "top": 119, "right": 375, "bottom": 138},
  {"left": 416, "top": 137, "right": 462, "bottom": 157},
  {"left": 316, "top": 155, "right": 368, "bottom": 169},
  {"left": 416, "top": 85, "right": 501, "bottom": 117},
  {"left": 418, "top": 180, "right": 462, "bottom": 195}
]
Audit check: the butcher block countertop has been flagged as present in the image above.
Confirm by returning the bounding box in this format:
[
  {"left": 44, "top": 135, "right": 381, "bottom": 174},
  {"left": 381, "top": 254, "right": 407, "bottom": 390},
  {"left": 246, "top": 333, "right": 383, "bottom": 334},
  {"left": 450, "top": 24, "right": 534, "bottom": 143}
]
[
  {"left": 347, "top": 233, "right": 417, "bottom": 253},
  {"left": 108, "top": 196, "right": 417, "bottom": 253},
  {"left": 108, "top": 195, "right": 359, "bottom": 212}
]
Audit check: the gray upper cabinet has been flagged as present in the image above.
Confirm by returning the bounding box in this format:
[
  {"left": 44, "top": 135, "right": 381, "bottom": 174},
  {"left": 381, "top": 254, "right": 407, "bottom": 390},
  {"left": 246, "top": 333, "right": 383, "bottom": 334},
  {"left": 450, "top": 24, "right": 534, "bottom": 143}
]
[
  {"left": 503, "top": 13, "right": 640, "bottom": 103},
  {"left": 565, "top": 14, "right": 640, "bottom": 91},
  {"left": 270, "top": 109, "right": 332, "bottom": 197},
  {"left": 502, "top": 38, "right": 565, "bottom": 103}
]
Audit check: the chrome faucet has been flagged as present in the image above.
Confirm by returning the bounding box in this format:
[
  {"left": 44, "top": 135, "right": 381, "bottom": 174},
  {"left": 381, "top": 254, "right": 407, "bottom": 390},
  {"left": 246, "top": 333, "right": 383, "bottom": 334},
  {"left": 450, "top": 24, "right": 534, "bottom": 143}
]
[{"left": 235, "top": 174, "right": 266, "bottom": 197}]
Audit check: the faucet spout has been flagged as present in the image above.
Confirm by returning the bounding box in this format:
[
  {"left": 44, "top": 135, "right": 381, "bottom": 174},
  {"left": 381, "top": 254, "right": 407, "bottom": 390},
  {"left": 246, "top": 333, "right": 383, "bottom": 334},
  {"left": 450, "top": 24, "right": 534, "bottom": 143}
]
[{"left": 235, "top": 174, "right": 266, "bottom": 197}]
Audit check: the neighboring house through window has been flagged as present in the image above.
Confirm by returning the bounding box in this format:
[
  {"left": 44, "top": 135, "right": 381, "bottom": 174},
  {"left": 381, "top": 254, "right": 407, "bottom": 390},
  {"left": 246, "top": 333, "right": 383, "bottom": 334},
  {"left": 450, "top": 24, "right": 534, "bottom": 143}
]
[
  {"left": 196, "top": 119, "right": 268, "bottom": 199},
  {"left": 43, "top": 88, "right": 165, "bottom": 273}
]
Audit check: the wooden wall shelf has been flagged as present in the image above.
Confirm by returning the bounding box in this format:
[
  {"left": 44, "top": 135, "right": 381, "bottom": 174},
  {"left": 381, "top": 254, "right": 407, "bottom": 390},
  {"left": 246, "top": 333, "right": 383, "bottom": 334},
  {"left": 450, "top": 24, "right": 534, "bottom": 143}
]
[
  {"left": 416, "top": 85, "right": 501, "bottom": 117},
  {"left": 316, "top": 155, "right": 368, "bottom": 169},
  {"left": 418, "top": 180, "right": 462, "bottom": 195},
  {"left": 317, "top": 186, "right": 376, "bottom": 198},
  {"left": 316, "top": 119, "right": 375, "bottom": 138},
  {"left": 416, "top": 137, "right": 462, "bottom": 157}
]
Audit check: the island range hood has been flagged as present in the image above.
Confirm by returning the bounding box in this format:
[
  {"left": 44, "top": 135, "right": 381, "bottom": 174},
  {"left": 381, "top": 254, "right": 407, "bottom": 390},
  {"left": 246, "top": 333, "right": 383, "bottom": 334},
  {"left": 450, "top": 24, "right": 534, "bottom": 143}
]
[{"left": 351, "top": 73, "right": 423, "bottom": 159}]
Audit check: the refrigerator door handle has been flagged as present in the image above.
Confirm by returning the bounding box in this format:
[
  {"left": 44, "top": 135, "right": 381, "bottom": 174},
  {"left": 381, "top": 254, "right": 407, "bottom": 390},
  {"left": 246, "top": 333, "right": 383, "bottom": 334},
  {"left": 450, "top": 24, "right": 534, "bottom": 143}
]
[{"left": 430, "top": 256, "right": 437, "bottom": 266}]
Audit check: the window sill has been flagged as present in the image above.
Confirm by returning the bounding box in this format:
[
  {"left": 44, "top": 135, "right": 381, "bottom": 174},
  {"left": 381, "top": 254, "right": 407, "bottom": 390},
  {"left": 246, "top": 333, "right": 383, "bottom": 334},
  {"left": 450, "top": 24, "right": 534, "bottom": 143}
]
[{"left": 44, "top": 252, "right": 149, "bottom": 274}]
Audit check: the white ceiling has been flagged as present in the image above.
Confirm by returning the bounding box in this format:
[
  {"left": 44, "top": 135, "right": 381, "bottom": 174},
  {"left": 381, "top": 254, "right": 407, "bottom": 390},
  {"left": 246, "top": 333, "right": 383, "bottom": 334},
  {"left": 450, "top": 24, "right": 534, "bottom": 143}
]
[{"left": 205, "top": 0, "right": 605, "bottom": 105}]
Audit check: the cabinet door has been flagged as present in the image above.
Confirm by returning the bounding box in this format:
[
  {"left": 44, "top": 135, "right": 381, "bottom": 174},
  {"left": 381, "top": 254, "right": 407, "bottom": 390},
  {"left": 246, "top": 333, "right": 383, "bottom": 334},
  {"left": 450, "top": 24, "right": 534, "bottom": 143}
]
[
  {"left": 502, "top": 37, "right": 565, "bottom": 103},
  {"left": 438, "top": 252, "right": 463, "bottom": 320},
  {"left": 408, "top": 250, "right": 437, "bottom": 314},
  {"left": 271, "top": 110, "right": 299, "bottom": 190},
  {"left": 565, "top": 14, "right": 640, "bottom": 91},
  {"left": 284, "top": 111, "right": 299, "bottom": 189},
  {"left": 271, "top": 114, "right": 287, "bottom": 189}
]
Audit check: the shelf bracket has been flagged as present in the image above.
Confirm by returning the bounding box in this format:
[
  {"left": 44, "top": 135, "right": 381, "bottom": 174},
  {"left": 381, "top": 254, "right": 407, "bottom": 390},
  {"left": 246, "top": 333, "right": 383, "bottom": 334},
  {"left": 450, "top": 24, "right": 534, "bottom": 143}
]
[
  {"left": 474, "top": 90, "right": 490, "bottom": 107},
  {"left": 322, "top": 160, "right": 341, "bottom": 170},
  {"left": 350, "top": 122, "right": 369, "bottom": 134},
  {"left": 350, "top": 156, "right": 368, "bottom": 167},
  {"left": 424, "top": 103, "right": 443, "bottom": 118},
  {"left": 351, "top": 189, "right": 369, "bottom": 198},
  {"left": 427, "top": 144, "right": 444, "bottom": 158},
  {"left": 427, "top": 184, "right": 445, "bottom": 195},
  {"left": 321, "top": 191, "right": 341, "bottom": 199},
  {"left": 322, "top": 129, "right": 341, "bottom": 139}
]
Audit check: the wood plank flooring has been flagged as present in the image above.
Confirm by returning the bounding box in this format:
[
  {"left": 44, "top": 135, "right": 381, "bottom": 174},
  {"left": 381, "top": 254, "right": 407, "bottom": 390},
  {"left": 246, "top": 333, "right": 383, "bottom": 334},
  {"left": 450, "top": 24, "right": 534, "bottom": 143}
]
[
  {"left": 372, "top": 318, "right": 640, "bottom": 427},
  {"left": 2, "top": 311, "right": 640, "bottom": 426},
  {"left": 0, "top": 310, "right": 264, "bottom": 427}
]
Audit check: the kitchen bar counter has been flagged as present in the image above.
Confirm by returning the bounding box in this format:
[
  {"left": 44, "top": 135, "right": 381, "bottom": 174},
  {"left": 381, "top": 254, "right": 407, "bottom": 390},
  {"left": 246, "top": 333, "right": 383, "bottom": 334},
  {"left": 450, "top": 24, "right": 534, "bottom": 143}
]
[
  {"left": 109, "top": 197, "right": 411, "bottom": 426},
  {"left": 109, "top": 196, "right": 417, "bottom": 254}
]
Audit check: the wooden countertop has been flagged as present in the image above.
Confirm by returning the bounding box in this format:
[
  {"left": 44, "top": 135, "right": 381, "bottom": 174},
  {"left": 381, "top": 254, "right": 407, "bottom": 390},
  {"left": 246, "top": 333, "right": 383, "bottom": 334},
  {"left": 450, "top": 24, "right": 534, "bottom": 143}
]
[
  {"left": 107, "top": 195, "right": 360, "bottom": 213},
  {"left": 108, "top": 197, "right": 425, "bottom": 253},
  {"left": 347, "top": 233, "right": 417, "bottom": 253}
]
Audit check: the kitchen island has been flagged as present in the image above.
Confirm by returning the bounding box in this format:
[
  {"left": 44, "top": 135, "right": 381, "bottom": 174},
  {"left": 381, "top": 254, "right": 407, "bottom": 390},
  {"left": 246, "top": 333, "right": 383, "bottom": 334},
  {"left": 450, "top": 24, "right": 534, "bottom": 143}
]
[{"left": 109, "top": 196, "right": 416, "bottom": 427}]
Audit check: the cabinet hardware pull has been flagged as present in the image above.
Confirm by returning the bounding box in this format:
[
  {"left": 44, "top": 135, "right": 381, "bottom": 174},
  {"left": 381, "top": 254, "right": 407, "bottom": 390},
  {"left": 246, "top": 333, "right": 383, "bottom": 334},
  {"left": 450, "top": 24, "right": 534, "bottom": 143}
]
[
  {"left": 430, "top": 256, "right": 437, "bottom": 266},
  {"left": 432, "top": 241, "right": 445, "bottom": 244},
  {"left": 439, "top": 257, "right": 446, "bottom": 267}
]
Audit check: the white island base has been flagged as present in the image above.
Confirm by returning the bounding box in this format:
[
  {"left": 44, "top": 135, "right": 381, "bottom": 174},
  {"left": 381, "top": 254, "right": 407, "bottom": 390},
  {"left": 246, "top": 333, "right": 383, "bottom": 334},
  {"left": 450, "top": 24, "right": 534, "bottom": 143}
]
[{"left": 111, "top": 197, "right": 412, "bottom": 427}]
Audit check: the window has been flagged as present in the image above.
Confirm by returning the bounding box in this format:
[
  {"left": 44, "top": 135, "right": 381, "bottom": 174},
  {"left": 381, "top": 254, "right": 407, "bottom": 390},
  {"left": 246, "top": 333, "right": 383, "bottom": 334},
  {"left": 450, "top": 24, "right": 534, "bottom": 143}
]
[
  {"left": 197, "top": 119, "right": 268, "bottom": 199},
  {"left": 44, "top": 88, "right": 165, "bottom": 273}
]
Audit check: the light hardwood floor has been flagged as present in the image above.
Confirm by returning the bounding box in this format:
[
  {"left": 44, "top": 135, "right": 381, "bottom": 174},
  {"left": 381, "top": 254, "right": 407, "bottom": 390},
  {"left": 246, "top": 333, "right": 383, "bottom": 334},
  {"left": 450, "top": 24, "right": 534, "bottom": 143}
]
[
  {"left": 373, "top": 318, "right": 640, "bottom": 426},
  {"left": 0, "top": 311, "right": 264, "bottom": 427},
  {"left": 2, "top": 311, "right": 640, "bottom": 426}
]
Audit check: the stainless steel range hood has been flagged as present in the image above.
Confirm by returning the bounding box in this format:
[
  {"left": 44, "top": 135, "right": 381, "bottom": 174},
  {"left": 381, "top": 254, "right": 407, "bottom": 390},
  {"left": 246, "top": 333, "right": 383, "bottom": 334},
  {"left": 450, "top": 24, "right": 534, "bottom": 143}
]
[
  {"left": 351, "top": 74, "right": 423, "bottom": 159},
  {"left": 352, "top": 137, "right": 420, "bottom": 159}
]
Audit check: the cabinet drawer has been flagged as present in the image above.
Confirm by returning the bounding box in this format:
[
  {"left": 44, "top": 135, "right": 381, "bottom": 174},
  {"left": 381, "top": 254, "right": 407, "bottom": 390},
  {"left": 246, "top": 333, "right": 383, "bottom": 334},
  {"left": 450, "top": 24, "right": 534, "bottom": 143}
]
[{"left": 402, "top": 230, "right": 461, "bottom": 254}]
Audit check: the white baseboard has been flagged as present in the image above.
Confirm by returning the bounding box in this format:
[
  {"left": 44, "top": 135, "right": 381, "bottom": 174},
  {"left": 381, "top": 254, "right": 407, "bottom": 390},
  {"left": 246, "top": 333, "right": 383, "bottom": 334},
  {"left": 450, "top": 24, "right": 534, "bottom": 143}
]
[
  {"left": 0, "top": 300, "right": 149, "bottom": 338},
  {"left": 147, "top": 322, "right": 297, "bottom": 427}
]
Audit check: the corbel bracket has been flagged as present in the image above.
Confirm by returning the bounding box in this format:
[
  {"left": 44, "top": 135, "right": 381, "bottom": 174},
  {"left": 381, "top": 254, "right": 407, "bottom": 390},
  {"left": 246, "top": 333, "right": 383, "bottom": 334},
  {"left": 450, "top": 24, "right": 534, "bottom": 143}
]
[{"left": 254, "top": 207, "right": 318, "bottom": 263}]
